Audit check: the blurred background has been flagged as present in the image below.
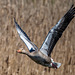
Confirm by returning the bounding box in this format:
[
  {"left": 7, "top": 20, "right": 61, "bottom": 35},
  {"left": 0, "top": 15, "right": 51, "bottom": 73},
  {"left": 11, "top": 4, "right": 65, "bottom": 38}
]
[{"left": 0, "top": 0, "right": 75, "bottom": 75}]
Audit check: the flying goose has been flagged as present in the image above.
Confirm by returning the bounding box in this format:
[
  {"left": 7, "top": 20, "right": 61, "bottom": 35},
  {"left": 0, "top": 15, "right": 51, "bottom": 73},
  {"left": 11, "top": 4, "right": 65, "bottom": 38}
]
[{"left": 14, "top": 5, "right": 75, "bottom": 69}]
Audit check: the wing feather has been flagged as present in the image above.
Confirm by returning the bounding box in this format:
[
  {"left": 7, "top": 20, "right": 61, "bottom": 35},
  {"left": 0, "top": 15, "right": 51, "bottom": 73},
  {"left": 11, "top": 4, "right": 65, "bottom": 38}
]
[
  {"left": 40, "top": 4, "right": 75, "bottom": 56},
  {"left": 14, "top": 18, "right": 38, "bottom": 52}
]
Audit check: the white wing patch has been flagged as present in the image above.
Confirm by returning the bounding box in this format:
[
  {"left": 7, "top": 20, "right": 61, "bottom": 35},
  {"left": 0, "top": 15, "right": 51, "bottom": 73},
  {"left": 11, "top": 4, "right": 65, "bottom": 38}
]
[
  {"left": 20, "top": 35, "right": 35, "bottom": 50},
  {"left": 40, "top": 32, "right": 52, "bottom": 56},
  {"left": 17, "top": 27, "right": 35, "bottom": 51},
  {"left": 14, "top": 19, "right": 38, "bottom": 52}
]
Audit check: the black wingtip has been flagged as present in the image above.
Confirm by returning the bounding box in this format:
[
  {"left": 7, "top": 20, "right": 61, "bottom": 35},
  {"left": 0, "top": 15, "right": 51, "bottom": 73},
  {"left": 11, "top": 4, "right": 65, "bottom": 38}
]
[
  {"left": 71, "top": 4, "right": 74, "bottom": 8},
  {"left": 70, "top": 4, "right": 75, "bottom": 10},
  {"left": 14, "top": 17, "right": 17, "bottom": 24},
  {"left": 70, "top": 4, "right": 75, "bottom": 16},
  {"left": 14, "top": 18, "right": 19, "bottom": 27},
  {"left": 65, "top": 4, "right": 75, "bottom": 18}
]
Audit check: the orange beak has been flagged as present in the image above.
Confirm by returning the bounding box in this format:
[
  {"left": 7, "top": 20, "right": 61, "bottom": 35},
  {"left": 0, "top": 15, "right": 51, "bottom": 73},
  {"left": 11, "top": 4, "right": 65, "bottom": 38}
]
[{"left": 17, "top": 50, "right": 22, "bottom": 53}]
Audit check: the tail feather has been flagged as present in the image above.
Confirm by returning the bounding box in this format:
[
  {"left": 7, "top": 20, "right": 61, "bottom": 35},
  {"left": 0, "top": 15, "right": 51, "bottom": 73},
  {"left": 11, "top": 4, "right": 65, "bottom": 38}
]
[{"left": 56, "top": 62, "right": 61, "bottom": 68}]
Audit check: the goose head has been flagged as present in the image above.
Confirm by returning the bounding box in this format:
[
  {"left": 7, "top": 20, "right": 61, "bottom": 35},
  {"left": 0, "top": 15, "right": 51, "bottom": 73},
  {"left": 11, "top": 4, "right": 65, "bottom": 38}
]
[{"left": 17, "top": 48, "right": 28, "bottom": 54}]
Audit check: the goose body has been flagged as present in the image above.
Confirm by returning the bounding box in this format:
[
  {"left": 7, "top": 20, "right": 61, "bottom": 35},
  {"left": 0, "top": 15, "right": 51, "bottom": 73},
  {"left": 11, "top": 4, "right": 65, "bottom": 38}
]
[
  {"left": 27, "top": 51, "right": 51, "bottom": 66},
  {"left": 14, "top": 5, "right": 75, "bottom": 69}
]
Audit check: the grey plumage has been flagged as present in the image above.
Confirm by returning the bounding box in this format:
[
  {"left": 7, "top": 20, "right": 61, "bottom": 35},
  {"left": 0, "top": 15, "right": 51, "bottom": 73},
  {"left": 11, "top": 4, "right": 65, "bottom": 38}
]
[{"left": 14, "top": 5, "right": 75, "bottom": 69}]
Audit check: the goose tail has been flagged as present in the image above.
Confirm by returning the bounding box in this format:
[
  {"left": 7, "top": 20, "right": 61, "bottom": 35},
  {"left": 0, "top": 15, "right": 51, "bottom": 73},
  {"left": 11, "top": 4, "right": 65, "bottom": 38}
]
[
  {"left": 52, "top": 62, "right": 61, "bottom": 69},
  {"left": 56, "top": 62, "right": 61, "bottom": 68}
]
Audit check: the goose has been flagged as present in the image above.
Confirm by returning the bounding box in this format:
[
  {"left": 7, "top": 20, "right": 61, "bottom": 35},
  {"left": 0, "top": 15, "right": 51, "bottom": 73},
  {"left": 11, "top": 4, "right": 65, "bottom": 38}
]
[{"left": 14, "top": 5, "right": 75, "bottom": 69}]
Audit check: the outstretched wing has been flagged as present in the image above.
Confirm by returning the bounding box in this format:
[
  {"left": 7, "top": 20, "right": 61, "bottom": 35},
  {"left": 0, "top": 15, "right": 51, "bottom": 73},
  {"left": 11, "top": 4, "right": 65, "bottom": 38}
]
[
  {"left": 14, "top": 18, "right": 38, "bottom": 52},
  {"left": 40, "top": 4, "right": 75, "bottom": 56}
]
